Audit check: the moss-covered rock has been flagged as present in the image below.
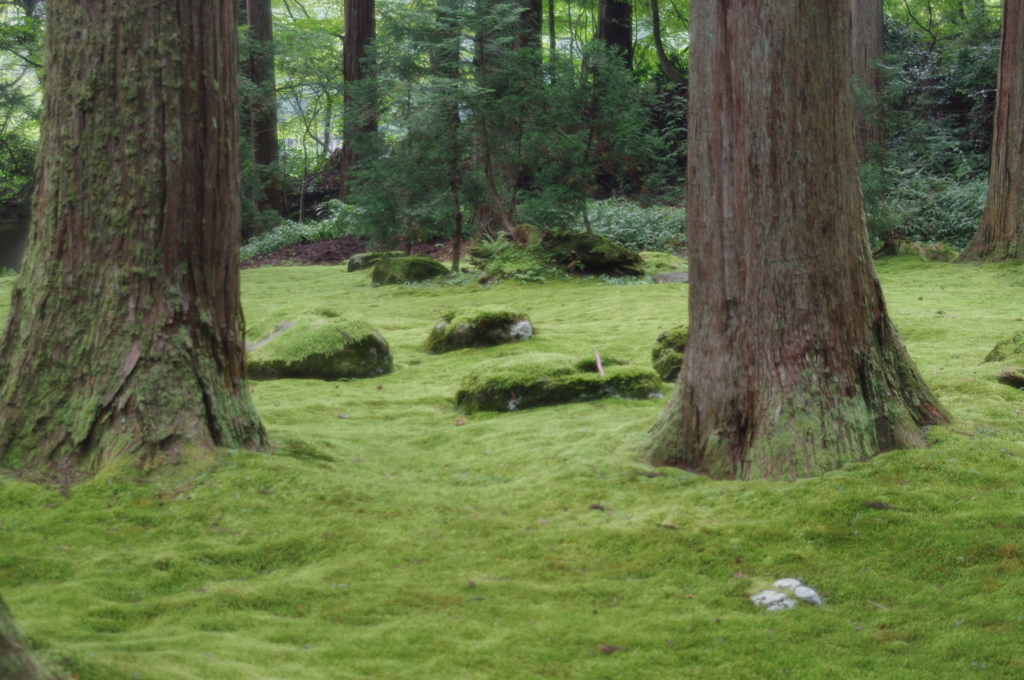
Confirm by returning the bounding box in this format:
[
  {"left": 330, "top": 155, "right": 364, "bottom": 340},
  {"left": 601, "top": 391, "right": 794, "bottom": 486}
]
[
  {"left": 247, "top": 308, "right": 392, "bottom": 380},
  {"left": 455, "top": 353, "right": 663, "bottom": 414},
  {"left": 652, "top": 325, "right": 688, "bottom": 382},
  {"left": 640, "top": 251, "right": 687, "bottom": 275},
  {"left": 995, "top": 367, "right": 1024, "bottom": 389},
  {"left": 425, "top": 306, "right": 534, "bottom": 354},
  {"left": 541, "top": 233, "right": 644, "bottom": 276},
  {"left": 347, "top": 251, "right": 404, "bottom": 272},
  {"left": 984, "top": 331, "right": 1024, "bottom": 363},
  {"left": 372, "top": 255, "right": 449, "bottom": 285}
]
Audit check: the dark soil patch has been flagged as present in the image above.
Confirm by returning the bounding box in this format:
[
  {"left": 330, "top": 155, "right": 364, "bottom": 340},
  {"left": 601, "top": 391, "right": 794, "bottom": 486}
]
[{"left": 242, "top": 236, "right": 468, "bottom": 269}]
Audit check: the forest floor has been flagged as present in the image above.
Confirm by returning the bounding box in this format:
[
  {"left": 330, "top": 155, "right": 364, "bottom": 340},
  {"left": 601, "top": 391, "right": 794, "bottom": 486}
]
[
  {"left": 1, "top": 256, "right": 1023, "bottom": 679},
  {"left": 241, "top": 237, "right": 468, "bottom": 269}
]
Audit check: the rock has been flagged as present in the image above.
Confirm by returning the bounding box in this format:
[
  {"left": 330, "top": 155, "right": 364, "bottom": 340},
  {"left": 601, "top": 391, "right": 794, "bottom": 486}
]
[
  {"left": 985, "top": 331, "right": 1024, "bottom": 363},
  {"left": 247, "top": 308, "right": 392, "bottom": 380},
  {"left": 652, "top": 325, "right": 688, "bottom": 382},
  {"left": 455, "top": 353, "right": 663, "bottom": 414},
  {"left": 347, "top": 251, "right": 403, "bottom": 272},
  {"left": 995, "top": 367, "right": 1024, "bottom": 389},
  {"left": 653, "top": 271, "right": 689, "bottom": 284},
  {"left": 372, "top": 255, "right": 449, "bottom": 285},
  {"left": 425, "top": 306, "right": 534, "bottom": 354},
  {"left": 540, "top": 233, "right": 644, "bottom": 276},
  {"left": 772, "top": 578, "right": 803, "bottom": 590},
  {"left": 793, "top": 585, "right": 823, "bottom": 606},
  {"left": 751, "top": 590, "right": 796, "bottom": 611}
]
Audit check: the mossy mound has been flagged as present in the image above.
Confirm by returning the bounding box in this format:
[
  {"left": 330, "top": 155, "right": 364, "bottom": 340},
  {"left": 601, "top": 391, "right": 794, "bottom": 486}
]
[
  {"left": 874, "top": 240, "right": 958, "bottom": 262},
  {"left": 995, "top": 367, "right": 1024, "bottom": 389},
  {"left": 247, "top": 308, "right": 392, "bottom": 380},
  {"left": 652, "top": 325, "right": 688, "bottom": 382},
  {"left": 455, "top": 353, "right": 663, "bottom": 414},
  {"left": 640, "top": 251, "right": 687, "bottom": 275},
  {"left": 347, "top": 251, "right": 404, "bottom": 272},
  {"left": 372, "top": 255, "right": 449, "bottom": 285},
  {"left": 541, "top": 233, "right": 644, "bottom": 276},
  {"left": 425, "top": 306, "right": 534, "bottom": 354},
  {"left": 984, "top": 331, "right": 1024, "bottom": 363}
]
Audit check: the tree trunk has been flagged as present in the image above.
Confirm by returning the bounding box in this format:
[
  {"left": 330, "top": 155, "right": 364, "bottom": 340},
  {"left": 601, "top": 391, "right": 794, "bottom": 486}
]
[
  {"left": 516, "top": 0, "right": 544, "bottom": 52},
  {"left": 595, "top": 0, "right": 632, "bottom": 70},
  {"left": 651, "top": 0, "right": 684, "bottom": 85},
  {"left": 959, "top": 0, "right": 1024, "bottom": 262},
  {"left": 643, "top": 0, "right": 948, "bottom": 480},
  {"left": 850, "top": 0, "right": 885, "bottom": 161},
  {"left": 340, "top": 0, "right": 377, "bottom": 202},
  {"left": 247, "top": 0, "right": 284, "bottom": 214},
  {"left": 548, "top": 0, "right": 557, "bottom": 60},
  {"left": 0, "top": 594, "right": 59, "bottom": 680},
  {"left": 0, "top": 0, "right": 267, "bottom": 477}
]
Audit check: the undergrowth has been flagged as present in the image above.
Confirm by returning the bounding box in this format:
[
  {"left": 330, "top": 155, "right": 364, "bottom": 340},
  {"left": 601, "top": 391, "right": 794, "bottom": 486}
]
[
  {"left": 2, "top": 257, "right": 1024, "bottom": 679},
  {"left": 241, "top": 201, "right": 363, "bottom": 260}
]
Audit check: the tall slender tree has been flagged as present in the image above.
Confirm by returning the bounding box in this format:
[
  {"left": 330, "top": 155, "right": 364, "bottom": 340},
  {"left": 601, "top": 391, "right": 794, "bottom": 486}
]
[
  {"left": 0, "top": 0, "right": 267, "bottom": 475},
  {"left": 958, "top": 0, "right": 1024, "bottom": 261},
  {"left": 340, "top": 0, "right": 377, "bottom": 202},
  {"left": 247, "top": 0, "right": 285, "bottom": 214},
  {"left": 851, "top": 0, "right": 885, "bottom": 160},
  {"left": 1, "top": 594, "right": 59, "bottom": 680},
  {"left": 595, "top": 0, "right": 632, "bottom": 70},
  {"left": 516, "top": 0, "right": 543, "bottom": 51},
  {"left": 643, "top": 0, "right": 947, "bottom": 480},
  {"left": 651, "top": 0, "right": 684, "bottom": 85}
]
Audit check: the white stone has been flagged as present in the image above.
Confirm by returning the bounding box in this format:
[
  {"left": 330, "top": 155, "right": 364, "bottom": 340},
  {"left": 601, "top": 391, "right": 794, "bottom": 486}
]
[
  {"left": 793, "top": 585, "right": 822, "bottom": 606},
  {"left": 751, "top": 590, "right": 796, "bottom": 611},
  {"left": 772, "top": 578, "right": 803, "bottom": 590},
  {"left": 509, "top": 320, "right": 534, "bottom": 341}
]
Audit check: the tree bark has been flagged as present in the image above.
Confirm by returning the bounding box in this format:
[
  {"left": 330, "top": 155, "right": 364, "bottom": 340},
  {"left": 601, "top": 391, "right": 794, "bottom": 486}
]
[
  {"left": 651, "top": 0, "right": 685, "bottom": 85},
  {"left": 247, "top": 0, "right": 284, "bottom": 214},
  {"left": 340, "top": 0, "right": 377, "bottom": 202},
  {"left": 0, "top": 0, "right": 267, "bottom": 477},
  {"left": 548, "top": 0, "right": 557, "bottom": 60},
  {"left": 595, "top": 0, "right": 632, "bottom": 70},
  {"left": 959, "top": 0, "right": 1024, "bottom": 261},
  {"left": 643, "top": 0, "right": 948, "bottom": 480},
  {"left": 516, "top": 0, "right": 544, "bottom": 52},
  {"left": 850, "top": 0, "right": 885, "bottom": 161},
  {"left": 0, "top": 594, "right": 59, "bottom": 680}
]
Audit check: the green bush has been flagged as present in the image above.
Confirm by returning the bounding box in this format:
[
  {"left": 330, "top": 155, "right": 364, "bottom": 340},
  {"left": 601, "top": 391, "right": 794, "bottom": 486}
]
[
  {"left": 240, "top": 201, "right": 364, "bottom": 259},
  {"left": 583, "top": 199, "right": 685, "bottom": 253}
]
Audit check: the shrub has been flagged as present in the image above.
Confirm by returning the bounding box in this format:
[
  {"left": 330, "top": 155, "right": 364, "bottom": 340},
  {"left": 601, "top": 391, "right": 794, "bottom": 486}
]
[
  {"left": 240, "top": 201, "right": 363, "bottom": 259},
  {"left": 583, "top": 199, "right": 685, "bottom": 252}
]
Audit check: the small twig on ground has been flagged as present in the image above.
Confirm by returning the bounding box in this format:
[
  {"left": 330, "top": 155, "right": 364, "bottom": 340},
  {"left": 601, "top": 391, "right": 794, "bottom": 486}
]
[
  {"left": 595, "top": 349, "right": 605, "bottom": 377},
  {"left": 868, "top": 600, "right": 889, "bottom": 610}
]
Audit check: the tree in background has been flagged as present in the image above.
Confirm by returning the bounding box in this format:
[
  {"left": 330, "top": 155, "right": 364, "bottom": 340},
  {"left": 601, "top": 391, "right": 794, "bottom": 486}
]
[
  {"left": 644, "top": 0, "right": 947, "bottom": 479},
  {"left": 595, "top": 0, "right": 632, "bottom": 70},
  {"left": 851, "top": 0, "right": 885, "bottom": 160},
  {"left": 341, "top": 0, "right": 377, "bottom": 202},
  {"left": 0, "top": 0, "right": 266, "bottom": 475},
  {"left": 958, "top": 0, "right": 1024, "bottom": 261},
  {"left": 247, "top": 0, "right": 285, "bottom": 214},
  {"left": 0, "top": 593, "right": 59, "bottom": 680}
]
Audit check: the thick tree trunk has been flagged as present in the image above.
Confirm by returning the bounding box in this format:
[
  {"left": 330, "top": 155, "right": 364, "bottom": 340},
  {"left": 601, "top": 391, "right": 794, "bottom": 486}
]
[
  {"left": 516, "top": 0, "right": 544, "bottom": 52},
  {"left": 651, "top": 0, "right": 684, "bottom": 85},
  {"left": 595, "top": 0, "right": 632, "bottom": 70},
  {"left": 0, "top": 594, "right": 59, "bottom": 680},
  {"left": 851, "top": 0, "right": 885, "bottom": 161},
  {"left": 643, "top": 0, "right": 948, "bottom": 480},
  {"left": 0, "top": 0, "right": 267, "bottom": 476},
  {"left": 340, "top": 0, "right": 377, "bottom": 202},
  {"left": 959, "top": 0, "right": 1024, "bottom": 262},
  {"left": 247, "top": 0, "right": 284, "bottom": 214}
]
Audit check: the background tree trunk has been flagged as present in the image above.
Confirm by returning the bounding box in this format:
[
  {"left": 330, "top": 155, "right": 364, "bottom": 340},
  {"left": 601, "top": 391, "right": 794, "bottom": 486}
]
[
  {"left": 595, "top": 0, "right": 632, "bottom": 70},
  {"left": 651, "top": 0, "right": 684, "bottom": 84},
  {"left": 340, "top": 0, "right": 377, "bottom": 202},
  {"left": 959, "top": 0, "right": 1024, "bottom": 261},
  {"left": 0, "top": 0, "right": 267, "bottom": 476},
  {"left": 247, "top": 0, "right": 285, "bottom": 214},
  {"left": 0, "top": 594, "right": 59, "bottom": 680},
  {"left": 850, "top": 0, "right": 885, "bottom": 161},
  {"left": 516, "top": 0, "right": 544, "bottom": 52},
  {"left": 643, "top": 0, "right": 947, "bottom": 480}
]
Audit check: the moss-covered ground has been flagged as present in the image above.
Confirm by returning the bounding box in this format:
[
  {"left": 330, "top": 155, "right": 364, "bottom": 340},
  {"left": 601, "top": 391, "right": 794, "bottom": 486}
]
[{"left": 2, "top": 258, "right": 1024, "bottom": 679}]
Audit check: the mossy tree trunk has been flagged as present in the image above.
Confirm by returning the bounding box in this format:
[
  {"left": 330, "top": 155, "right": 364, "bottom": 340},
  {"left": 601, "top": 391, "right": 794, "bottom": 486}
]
[
  {"left": 595, "top": 0, "right": 632, "bottom": 70},
  {"left": 0, "top": 594, "right": 59, "bottom": 680},
  {"left": 851, "top": 0, "right": 885, "bottom": 162},
  {"left": 340, "top": 0, "right": 377, "bottom": 203},
  {"left": 958, "top": 0, "right": 1024, "bottom": 262},
  {"left": 0, "top": 0, "right": 267, "bottom": 477},
  {"left": 247, "top": 0, "right": 285, "bottom": 214},
  {"left": 643, "top": 0, "right": 948, "bottom": 480}
]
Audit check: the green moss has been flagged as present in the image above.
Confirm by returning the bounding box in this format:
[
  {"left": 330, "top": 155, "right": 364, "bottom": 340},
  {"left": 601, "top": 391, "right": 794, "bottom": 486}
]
[
  {"left": 247, "top": 308, "right": 392, "bottom": 380},
  {"left": 346, "top": 251, "right": 404, "bottom": 273},
  {"left": 424, "top": 306, "right": 532, "bottom": 354},
  {"left": 651, "top": 325, "right": 688, "bottom": 382},
  {"left": 639, "top": 251, "right": 687, "bottom": 275},
  {"left": 371, "top": 256, "right": 449, "bottom": 285},
  {"left": 984, "top": 330, "right": 1024, "bottom": 363},
  {"left": 541, "top": 233, "right": 644, "bottom": 275},
  {"left": 455, "top": 354, "right": 663, "bottom": 413}
]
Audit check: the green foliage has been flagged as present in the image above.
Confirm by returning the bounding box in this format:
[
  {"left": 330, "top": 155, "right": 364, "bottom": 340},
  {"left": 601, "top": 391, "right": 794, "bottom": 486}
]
[
  {"left": 240, "top": 201, "right": 363, "bottom": 259},
  {"left": 584, "top": 199, "right": 686, "bottom": 252}
]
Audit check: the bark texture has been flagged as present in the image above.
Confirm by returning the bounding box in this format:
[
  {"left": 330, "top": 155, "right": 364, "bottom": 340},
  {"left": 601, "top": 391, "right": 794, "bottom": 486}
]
[
  {"left": 516, "top": 0, "right": 544, "bottom": 52},
  {"left": 340, "top": 0, "right": 377, "bottom": 202},
  {"left": 0, "top": 594, "right": 60, "bottom": 680},
  {"left": 850, "top": 0, "right": 885, "bottom": 160},
  {"left": 0, "top": 0, "right": 267, "bottom": 476},
  {"left": 643, "top": 0, "right": 947, "bottom": 480},
  {"left": 247, "top": 0, "right": 284, "bottom": 213},
  {"left": 959, "top": 0, "right": 1024, "bottom": 261},
  {"left": 596, "top": 0, "right": 632, "bottom": 70}
]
